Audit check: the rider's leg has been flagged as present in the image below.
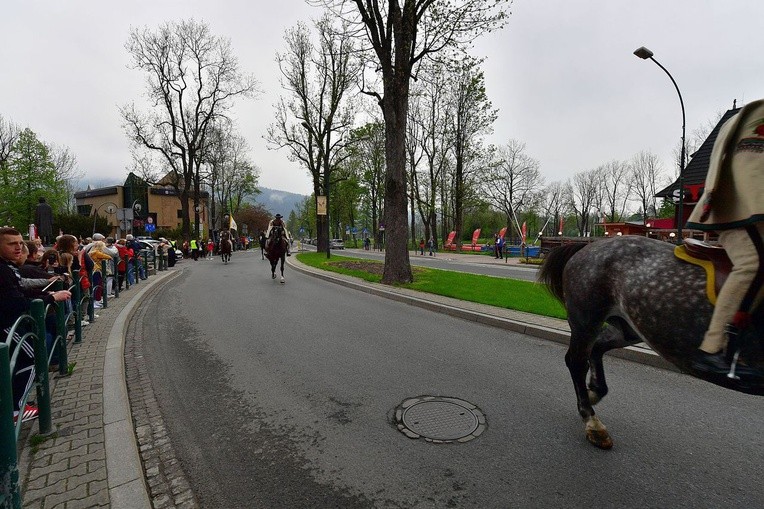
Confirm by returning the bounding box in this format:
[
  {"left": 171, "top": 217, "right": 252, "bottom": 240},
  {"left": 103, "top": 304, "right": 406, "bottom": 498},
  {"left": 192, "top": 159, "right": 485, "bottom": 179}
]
[
  {"left": 700, "top": 225, "right": 763, "bottom": 353},
  {"left": 694, "top": 223, "right": 764, "bottom": 376}
]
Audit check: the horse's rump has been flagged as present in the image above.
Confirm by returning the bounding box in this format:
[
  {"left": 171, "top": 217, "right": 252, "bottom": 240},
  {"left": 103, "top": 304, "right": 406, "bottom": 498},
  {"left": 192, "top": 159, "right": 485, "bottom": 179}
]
[{"left": 538, "top": 243, "right": 588, "bottom": 302}]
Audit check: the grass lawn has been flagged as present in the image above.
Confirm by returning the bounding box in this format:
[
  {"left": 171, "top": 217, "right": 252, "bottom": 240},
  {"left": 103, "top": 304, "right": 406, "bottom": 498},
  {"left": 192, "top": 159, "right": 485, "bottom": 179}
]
[{"left": 296, "top": 252, "right": 567, "bottom": 320}]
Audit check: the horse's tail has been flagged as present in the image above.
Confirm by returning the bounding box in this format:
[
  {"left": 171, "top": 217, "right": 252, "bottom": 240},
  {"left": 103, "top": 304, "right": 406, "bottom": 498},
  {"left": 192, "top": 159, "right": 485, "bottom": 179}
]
[{"left": 538, "top": 243, "right": 588, "bottom": 303}]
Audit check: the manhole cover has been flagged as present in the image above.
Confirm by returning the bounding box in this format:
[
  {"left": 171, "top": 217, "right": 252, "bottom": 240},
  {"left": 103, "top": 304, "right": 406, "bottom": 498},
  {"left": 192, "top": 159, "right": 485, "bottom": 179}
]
[{"left": 394, "top": 396, "right": 486, "bottom": 443}]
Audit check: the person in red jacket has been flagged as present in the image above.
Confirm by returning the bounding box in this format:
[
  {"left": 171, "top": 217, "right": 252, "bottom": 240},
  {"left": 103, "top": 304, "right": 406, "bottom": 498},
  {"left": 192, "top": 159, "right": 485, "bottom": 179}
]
[{"left": 115, "top": 239, "right": 134, "bottom": 291}]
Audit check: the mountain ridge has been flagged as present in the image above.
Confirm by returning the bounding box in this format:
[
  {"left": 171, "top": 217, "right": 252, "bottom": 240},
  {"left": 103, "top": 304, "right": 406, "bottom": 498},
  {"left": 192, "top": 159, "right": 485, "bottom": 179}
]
[{"left": 250, "top": 187, "right": 308, "bottom": 218}]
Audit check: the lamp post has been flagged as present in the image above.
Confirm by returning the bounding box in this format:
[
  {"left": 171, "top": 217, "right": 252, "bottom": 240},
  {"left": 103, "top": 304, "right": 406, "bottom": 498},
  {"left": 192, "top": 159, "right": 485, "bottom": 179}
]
[
  {"left": 634, "top": 46, "right": 686, "bottom": 244},
  {"left": 92, "top": 202, "right": 118, "bottom": 236}
]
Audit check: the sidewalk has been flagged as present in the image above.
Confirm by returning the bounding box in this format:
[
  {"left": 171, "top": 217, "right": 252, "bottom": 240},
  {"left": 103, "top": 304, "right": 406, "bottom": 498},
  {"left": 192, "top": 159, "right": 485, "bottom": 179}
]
[{"left": 18, "top": 269, "right": 178, "bottom": 509}]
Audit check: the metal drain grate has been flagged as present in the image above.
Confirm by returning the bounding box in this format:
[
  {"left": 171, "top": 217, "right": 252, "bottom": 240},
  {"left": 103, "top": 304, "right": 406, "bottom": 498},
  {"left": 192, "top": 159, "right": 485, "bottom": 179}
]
[{"left": 394, "top": 396, "right": 486, "bottom": 443}]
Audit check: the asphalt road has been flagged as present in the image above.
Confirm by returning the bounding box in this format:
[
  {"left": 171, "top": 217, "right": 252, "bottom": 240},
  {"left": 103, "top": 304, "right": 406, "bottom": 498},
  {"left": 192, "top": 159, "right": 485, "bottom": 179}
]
[{"left": 137, "top": 251, "right": 764, "bottom": 508}]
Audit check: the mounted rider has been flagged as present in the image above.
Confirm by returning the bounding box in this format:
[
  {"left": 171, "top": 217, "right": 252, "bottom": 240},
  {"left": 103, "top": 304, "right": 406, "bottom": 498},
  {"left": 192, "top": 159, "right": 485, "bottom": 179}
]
[
  {"left": 266, "top": 213, "right": 292, "bottom": 256},
  {"left": 687, "top": 98, "right": 764, "bottom": 380}
]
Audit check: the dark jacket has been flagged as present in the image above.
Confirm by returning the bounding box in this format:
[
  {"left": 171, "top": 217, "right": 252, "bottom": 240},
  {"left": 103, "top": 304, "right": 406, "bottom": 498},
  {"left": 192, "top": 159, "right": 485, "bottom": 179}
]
[{"left": 0, "top": 259, "right": 54, "bottom": 331}]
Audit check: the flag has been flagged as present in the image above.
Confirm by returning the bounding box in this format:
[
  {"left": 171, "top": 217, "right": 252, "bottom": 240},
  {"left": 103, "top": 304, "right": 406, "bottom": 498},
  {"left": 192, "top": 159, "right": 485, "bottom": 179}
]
[
  {"left": 229, "top": 215, "right": 238, "bottom": 231},
  {"left": 558, "top": 217, "right": 564, "bottom": 236},
  {"left": 521, "top": 221, "right": 527, "bottom": 243}
]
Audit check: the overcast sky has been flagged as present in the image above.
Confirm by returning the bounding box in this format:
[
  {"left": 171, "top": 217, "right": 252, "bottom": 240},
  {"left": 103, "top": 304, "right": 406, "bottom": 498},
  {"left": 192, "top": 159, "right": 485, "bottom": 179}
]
[{"left": 2, "top": 1, "right": 762, "bottom": 197}]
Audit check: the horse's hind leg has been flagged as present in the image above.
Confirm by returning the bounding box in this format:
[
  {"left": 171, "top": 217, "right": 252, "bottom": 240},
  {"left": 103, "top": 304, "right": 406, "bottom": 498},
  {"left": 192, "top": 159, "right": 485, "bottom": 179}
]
[{"left": 566, "top": 319, "right": 613, "bottom": 450}]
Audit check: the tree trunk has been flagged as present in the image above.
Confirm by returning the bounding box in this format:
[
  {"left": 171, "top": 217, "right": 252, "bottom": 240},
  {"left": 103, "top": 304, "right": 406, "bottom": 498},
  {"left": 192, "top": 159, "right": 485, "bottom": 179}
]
[{"left": 381, "top": 84, "right": 413, "bottom": 284}]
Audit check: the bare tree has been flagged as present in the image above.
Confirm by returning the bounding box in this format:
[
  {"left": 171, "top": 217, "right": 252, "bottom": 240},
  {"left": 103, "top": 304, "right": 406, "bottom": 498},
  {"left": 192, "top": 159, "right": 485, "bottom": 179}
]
[
  {"left": 480, "top": 139, "right": 543, "bottom": 241},
  {"left": 568, "top": 168, "right": 601, "bottom": 236},
  {"left": 121, "top": 19, "right": 258, "bottom": 241},
  {"left": 448, "top": 57, "right": 497, "bottom": 250},
  {"left": 538, "top": 181, "right": 567, "bottom": 240},
  {"left": 410, "top": 60, "right": 452, "bottom": 249},
  {"left": 204, "top": 123, "right": 259, "bottom": 228},
  {"left": 267, "top": 15, "right": 360, "bottom": 256},
  {"left": 347, "top": 122, "right": 385, "bottom": 246},
  {"left": 0, "top": 115, "right": 20, "bottom": 174},
  {"left": 600, "top": 159, "right": 630, "bottom": 223},
  {"left": 629, "top": 150, "right": 666, "bottom": 224},
  {"left": 316, "top": 0, "right": 511, "bottom": 283}
]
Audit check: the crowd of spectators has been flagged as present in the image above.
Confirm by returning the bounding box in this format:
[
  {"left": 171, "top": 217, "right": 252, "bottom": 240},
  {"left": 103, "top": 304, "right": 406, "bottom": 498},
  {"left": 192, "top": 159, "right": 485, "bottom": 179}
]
[{"left": 0, "top": 227, "right": 155, "bottom": 423}]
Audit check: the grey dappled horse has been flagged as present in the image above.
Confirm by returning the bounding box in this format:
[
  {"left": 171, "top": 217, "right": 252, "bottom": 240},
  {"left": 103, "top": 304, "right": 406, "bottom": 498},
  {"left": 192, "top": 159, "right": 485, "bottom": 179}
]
[{"left": 539, "top": 236, "right": 763, "bottom": 449}]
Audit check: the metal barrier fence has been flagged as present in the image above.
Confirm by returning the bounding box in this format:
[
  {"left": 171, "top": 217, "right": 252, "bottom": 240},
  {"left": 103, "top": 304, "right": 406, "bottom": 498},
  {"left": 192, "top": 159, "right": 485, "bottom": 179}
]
[{"left": 0, "top": 252, "right": 156, "bottom": 508}]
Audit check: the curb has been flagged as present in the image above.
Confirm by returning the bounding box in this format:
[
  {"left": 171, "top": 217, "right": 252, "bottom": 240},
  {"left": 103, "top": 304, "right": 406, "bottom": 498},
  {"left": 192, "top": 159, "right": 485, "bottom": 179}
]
[
  {"left": 104, "top": 269, "right": 181, "bottom": 508},
  {"left": 288, "top": 257, "right": 676, "bottom": 373}
]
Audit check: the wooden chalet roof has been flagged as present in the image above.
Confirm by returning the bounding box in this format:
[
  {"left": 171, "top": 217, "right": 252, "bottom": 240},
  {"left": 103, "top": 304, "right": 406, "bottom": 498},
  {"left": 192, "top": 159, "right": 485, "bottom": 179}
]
[{"left": 656, "top": 104, "right": 740, "bottom": 199}]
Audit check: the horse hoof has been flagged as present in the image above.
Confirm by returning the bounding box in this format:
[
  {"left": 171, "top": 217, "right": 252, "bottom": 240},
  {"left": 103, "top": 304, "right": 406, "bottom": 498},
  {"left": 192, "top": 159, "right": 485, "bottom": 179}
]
[
  {"left": 280, "top": 277, "right": 285, "bottom": 284},
  {"left": 585, "top": 417, "right": 613, "bottom": 450},
  {"left": 272, "top": 274, "right": 276, "bottom": 279}
]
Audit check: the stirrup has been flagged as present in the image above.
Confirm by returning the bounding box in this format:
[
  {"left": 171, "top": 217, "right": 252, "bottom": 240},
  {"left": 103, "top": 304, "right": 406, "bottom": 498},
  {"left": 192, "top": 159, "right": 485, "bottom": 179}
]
[{"left": 725, "top": 324, "right": 742, "bottom": 380}]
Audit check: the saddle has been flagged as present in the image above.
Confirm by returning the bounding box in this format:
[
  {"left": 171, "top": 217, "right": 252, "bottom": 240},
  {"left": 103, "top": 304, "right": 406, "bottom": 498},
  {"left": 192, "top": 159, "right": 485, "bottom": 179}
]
[{"left": 674, "top": 238, "right": 732, "bottom": 305}]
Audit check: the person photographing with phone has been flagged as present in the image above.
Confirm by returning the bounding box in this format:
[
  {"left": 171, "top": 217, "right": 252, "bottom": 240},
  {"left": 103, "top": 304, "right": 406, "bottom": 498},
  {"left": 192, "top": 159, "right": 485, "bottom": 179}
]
[{"left": 0, "top": 227, "right": 70, "bottom": 418}]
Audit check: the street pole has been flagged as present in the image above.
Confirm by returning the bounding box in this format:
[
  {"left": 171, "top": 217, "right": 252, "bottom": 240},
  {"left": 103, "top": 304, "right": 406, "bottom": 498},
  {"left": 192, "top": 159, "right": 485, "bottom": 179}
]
[{"left": 634, "top": 46, "right": 686, "bottom": 244}]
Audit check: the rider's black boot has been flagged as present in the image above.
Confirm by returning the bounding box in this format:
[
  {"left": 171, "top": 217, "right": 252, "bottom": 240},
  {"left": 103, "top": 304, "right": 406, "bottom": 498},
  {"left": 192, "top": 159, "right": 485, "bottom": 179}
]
[{"left": 692, "top": 323, "right": 762, "bottom": 381}]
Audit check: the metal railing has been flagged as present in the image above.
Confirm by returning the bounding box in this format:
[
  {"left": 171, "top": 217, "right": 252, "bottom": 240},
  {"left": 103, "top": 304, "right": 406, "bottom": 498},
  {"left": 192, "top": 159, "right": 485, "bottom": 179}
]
[{"left": 0, "top": 251, "right": 163, "bottom": 508}]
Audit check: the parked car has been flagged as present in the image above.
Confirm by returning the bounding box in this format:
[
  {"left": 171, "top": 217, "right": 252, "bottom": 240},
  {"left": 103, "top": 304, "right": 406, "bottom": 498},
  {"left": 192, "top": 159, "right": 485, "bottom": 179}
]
[
  {"left": 136, "top": 240, "right": 159, "bottom": 262},
  {"left": 135, "top": 240, "right": 183, "bottom": 261},
  {"left": 330, "top": 238, "right": 345, "bottom": 250}
]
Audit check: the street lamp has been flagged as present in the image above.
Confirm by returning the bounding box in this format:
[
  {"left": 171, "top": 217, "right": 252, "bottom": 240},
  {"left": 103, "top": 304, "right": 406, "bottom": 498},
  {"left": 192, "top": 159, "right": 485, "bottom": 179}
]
[
  {"left": 634, "top": 46, "right": 686, "bottom": 244},
  {"left": 92, "top": 202, "right": 118, "bottom": 236}
]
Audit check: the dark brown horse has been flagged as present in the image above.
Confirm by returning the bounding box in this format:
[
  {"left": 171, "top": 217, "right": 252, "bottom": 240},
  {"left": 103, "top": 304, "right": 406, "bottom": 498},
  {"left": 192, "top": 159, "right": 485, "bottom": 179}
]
[
  {"left": 266, "top": 226, "right": 287, "bottom": 283},
  {"left": 539, "top": 235, "right": 763, "bottom": 449},
  {"left": 219, "top": 230, "right": 233, "bottom": 264}
]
